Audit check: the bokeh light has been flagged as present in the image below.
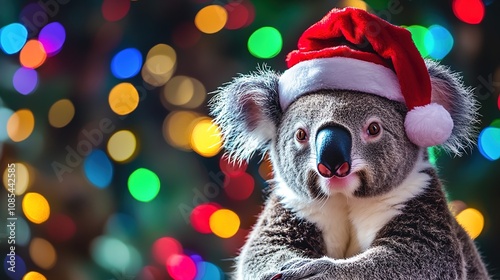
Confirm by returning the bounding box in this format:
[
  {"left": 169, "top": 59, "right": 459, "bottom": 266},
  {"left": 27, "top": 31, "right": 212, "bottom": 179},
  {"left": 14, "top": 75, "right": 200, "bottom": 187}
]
[
  {"left": 108, "top": 82, "right": 140, "bottom": 115},
  {"left": 190, "top": 118, "right": 222, "bottom": 157},
  {"left": 111, "top": 48, "right": 143, "bottom": 79},
  {"left": 406, "top": 25, "right": 431, "bottom": 57},
  {"left": 16, "top": 217, "right": 31, "bottom": 246},
  {"left": 195, "top": 5, "right": 228, "bottom": 34},
  {"left": 48, "top": 99, "right": 75, "bottom": 128},
  {"left": 209, "top": 209, "right": 240, "bottom": 238},
  {"left": 338, "top": 0, "right": 368, "bottom": 10},
  {"left": 224, "top": 172, "right": 254, "bottom": 200},
  {"left": 4, "top": 254, "right": 27, "bottom": 279},
  {"left": 3, "top": 162, "right": 31, "bottom": 195},
  {"left": 220, "top": 155, "right": 247, "bottom": 175},
  {"left": 12, "top": 67, "right": 38, "bottom": 95},
  {"left": 22, "top": 192, "right": 50, "bottom": 224},
  {"left": 22, "top": 271, "right": 47, "bottom": 280},
  {"left": 0, "top": 107, "right": 14, "bottom": 141},
  {"left": 452, "top": 0, "right": 485, "bottom": 24},
  {"left": 190, "top": 203, "right": 220, "bottom": 234},
  {"left": 163, "top": 111, "right": 200, "bottom": 150},
  {"left": 38, "top": 22, "right": 66, "bottom": 56},
  {"left": 248, "top": 27, "right": 282, "bottom": 59},
  {"left": 455, "top": 207, "right": 484, "bottom": 239},
  {"left": 172, "top": 22, "right": 202, "bottom": 49},
  {"left": 224, "top": 1, "right": 255, "bottom": 30},
  {"left": 258, "top": 156, "right": 273, "bottom": 181},
  {"left": 426, "top": 25, "right": 454, "bottom": 60},
  {"left": 29, "top": 238, "right": 57, "bottom": 270},
  {"left": 102, "top": 0, "right": 131, "bottom": 22},
  {"left": 428, "top": 146, "right": 440, "bottom": 166},
  {"left": 7, "top": 109, "right": 35, "bottom": 142},
  {"left": 20, "top": 39, "right": 47, "bottom": 69},
  {"left": 107, "top": 130, "right": 137, "bottom": 162},
  {"left": 152, "top": 237, "right": 182, "bottom": 265},
  {"left": 0, "top": 23, "right": 28, "bottom": 54},
  {"left": 195, "top": 261, "right": 224, "bottom": 280},
  {"left": 91, "top": 235, "right": 142, "bottom": 274},
  {"left": 142, "top": 43, "right": 176, "bottom": 87},
  {"left": 83, "top": 149, "right": 114, "bottom": 188},
  {"left": 162, "top": 76, "right": 206, "bottom": 109},
  {"left": 478, "top": 127, "right": 500, "bottom": 161},
  {"left": 45, "top": 213, "right": 76, "bottom": 242},
  {"left": 128, "top": 168, "right": 161, "bottom": 202},
  {"left": 167, "top": 254, "right": 197, "bottom": 280}
]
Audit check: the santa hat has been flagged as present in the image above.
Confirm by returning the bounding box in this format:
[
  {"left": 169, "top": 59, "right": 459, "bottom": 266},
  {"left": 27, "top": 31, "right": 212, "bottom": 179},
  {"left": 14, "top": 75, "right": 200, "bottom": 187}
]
[{"left": 278, "top": 7, "right": 453, "bottom": 147}]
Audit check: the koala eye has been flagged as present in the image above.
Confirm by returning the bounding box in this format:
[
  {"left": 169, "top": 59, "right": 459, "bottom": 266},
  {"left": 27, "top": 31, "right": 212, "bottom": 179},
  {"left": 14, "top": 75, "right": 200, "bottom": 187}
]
[
  {"left": 367, "top": 122, "right": 381, "bottom": 136},
  {"left": 295, "top": 128, "right": 308, "bottom": 141}
]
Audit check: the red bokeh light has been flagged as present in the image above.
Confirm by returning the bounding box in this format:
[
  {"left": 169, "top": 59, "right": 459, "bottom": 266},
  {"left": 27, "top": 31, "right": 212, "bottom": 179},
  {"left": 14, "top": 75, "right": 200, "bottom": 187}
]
[
  {"left": 452, "top": 0, "right": 485, "bottom": 24},
  {"left": 190, "top": 203, "right": 220, "bottom": 234},
  {"left": 219, "top": 155, "right": 247, "bottom": 175},
  {"left": 102, "top": 0, "right": 131, "bottom": 22},
  {"left": 166, "top": 254, "right": 197, "bottom": 280},
  {"left": 224, "top": 172, "right": 255, "bottom": 200},
  {"left": 152, "top": 237, "right": 182, "bottom": 265},
  {"left": 45, "top": 213, "right": 76, "bottom": 242}
]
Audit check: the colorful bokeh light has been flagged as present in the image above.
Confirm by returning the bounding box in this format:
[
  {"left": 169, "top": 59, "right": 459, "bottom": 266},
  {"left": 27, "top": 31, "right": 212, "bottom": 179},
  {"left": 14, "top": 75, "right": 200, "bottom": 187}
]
[
  {"left": 152, "top": 237, "right": 182, "bottom": 265},
  {"left": 111, "top": 48, "right": 143, "bottom": 79},
  {"left": 13, "top": 67, "right": 38, "bottom": 95},
  {"left": 427, "top": 25, "right": 454, "bottom": 60},
  {"left": 22, "top": 271, "right": 47, "bottom": 280},
  {"left": 224, "top": 1, "right": 255, "bottom": 30},
  {"left": 29, "top": 238, "right": 57, "bottom": 270},
  {"left": 143, "top": 43, "right": 176, "bottom": 87},
  {"left": 22, "top": 192, "right": 50, "bottom": 224},
  {"left": 339, "top": 0, "right": 368, "bottom": 10},
  {"left": 452, "top": 0, "right": 485, "bottom": 24},
  {"left": 45, "top": 213, "right": 76, "bottom": 242},
  {"left": 0, "top": 23, "right": 28, "bottom": 54},
  {"left": 219, "top": 155, "right": 247, "bottom": 175},
  {"left": 190, "top": 203, "right": 220, "bottom": 234},
  {"left": 167, "top": 254, "right": 197, "bottom": 280},
  {"left": 107, "top": 130, "right": 137, "bottom": 162},
  {"left": 48, "top": 99, "right": 75, "bottom": 128},
  {"left": 128, "top": 168, "right": 161, "bottom": 202},
  {"left": 7, "top": 109, "right": 35, "bottom": 142},
  {"left": 163, "top": 76, "right": 206, "bottom": 109},
  {"left": 195, "top": 5, "right": 228, "bottom": 34},
  {"left": 38, "top": 22, "right": 66, "bottom": 56},
  {"left": 248, "top": 27, "right": 282, "bottom": 59},
  {"left": 163, "top": 111, "right": 200, "bottom": 150},
  {"left": 195, "top": 261, "right": 224, "bottom": 280},
  {"left": 478, "top": 127, "right": 500, "bottom": 161},
  {"left": 20, "top": 39, "right": 47, "bottom": 69},
  {"left": 0, "top": 107, "right": 14, "bottom": 141},
  {"left": 209, "top": 209, "right": 240, "bottom": 238},
  {"left": 455, "top": 208, "right": 484, "bottom": 239},
  {"left": 102, "top": 0, "right": 131, "bottom": 22},
  {"left": 406, "top": 25, "right": 430, "bottom": 57},
  {"left": 190, "top": 118, "right": 222, "bottom": 157},
  {"left": 91, "top": 235, "right": 141, "bottom": 274},
  {"left": 224, "top": 172, "right": 255, "bottom": 200},
  {"left": 4, "top": 255, "right": 27, "bottom": 280},
  {"left": 108, "top": 82, "right": 140, "bottom": 115},
  {"left": 3, "top": 162, "right": 31, "bottom": 195},
  {"left": 83, "top": 149, "right": 114, "bottom": 188}
]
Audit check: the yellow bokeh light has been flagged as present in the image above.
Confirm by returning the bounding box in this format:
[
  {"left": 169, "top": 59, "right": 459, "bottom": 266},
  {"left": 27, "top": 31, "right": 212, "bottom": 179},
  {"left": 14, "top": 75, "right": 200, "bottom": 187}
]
[
  {"left": 163, "top": 111, "right": 200, "bottom": 150},
  {"left": 29, "top": 238, "right": 57, "bottom": 270},
  {"left": 195, "top": 5, "right": 228, "bottom": 34},
  {"left": 163, "top": 76, "right": 206, "bottom": 109},
  {"left": 7, "top": 109, "right": 35, "bottom": 142},
  {"left": 107, "top": 130, "right": 137, "bottom": 162},
  {"left": 339, "top": 0, "right": 368, "bottom": 10},
  {"left": 209, "top": 209, "right": 240, "bottom": 238},
  {"left": 142, "top": 44, "right": 177, "bottom": 87},
  {"left": 455, "top": 207, "right": 484, "bottom": 239},
  {"left": 22, "top": 192, "right": 50, "bottom": 224},
  {"left": 190, "top": 118, "right": 222, "bottom": 157},
  {"left": 3, "top": 163, "right": 32, "bottom": 195},
  {"left": 48, "top": 99, "right": 75, "bottom": 128},
  {"left": 108, "top": 83, "right": 140, "bottom": 115},
  {"left": 22, "top": 271, "right": 47, "bottom": 280}
]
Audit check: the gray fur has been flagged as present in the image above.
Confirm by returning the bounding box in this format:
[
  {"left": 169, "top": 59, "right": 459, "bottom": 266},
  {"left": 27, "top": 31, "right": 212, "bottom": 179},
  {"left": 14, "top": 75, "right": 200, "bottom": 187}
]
[{"left": 210, "top": 65, "right": 490, "bottom": 279}]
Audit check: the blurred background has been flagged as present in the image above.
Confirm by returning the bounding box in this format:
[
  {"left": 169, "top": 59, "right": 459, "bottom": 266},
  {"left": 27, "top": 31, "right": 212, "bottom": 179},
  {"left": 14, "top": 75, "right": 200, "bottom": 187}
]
[{"left": 0, "top": 0, "right": 499, "bottom": 279}]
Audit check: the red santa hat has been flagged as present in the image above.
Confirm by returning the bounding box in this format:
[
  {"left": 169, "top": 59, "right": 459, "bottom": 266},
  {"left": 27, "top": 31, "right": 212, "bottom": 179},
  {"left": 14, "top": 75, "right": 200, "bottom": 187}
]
[{"left": 278, "top": 7, "right": 453, "bottom": 147}]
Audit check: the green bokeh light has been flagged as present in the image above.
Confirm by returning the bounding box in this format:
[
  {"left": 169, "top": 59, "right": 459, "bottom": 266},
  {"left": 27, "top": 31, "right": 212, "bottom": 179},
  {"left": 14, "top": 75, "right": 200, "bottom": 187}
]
[
  {"left": 128, "top": 168, "right": 161, "bottom": 202},
  {"left": 406, "top": 25, "right": 431, "bottom": 58},
  {"left": 247, "top": 26, "right": 282, "bottom": 59},
  {"left": 428, "top": 146, "right": 440, "bottom": 166}
]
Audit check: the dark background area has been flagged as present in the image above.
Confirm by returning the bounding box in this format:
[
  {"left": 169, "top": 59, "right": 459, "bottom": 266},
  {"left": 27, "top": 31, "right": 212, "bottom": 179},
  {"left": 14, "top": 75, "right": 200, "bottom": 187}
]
[{"left": 0, "top": 0, "right": 499, "bottom": 279}]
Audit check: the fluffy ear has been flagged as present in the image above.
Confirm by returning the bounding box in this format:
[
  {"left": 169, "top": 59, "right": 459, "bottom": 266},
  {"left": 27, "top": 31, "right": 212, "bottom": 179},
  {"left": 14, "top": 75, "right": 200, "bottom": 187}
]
[
  {"left": 209, "top": 66, "right": 282, "bottom": 162},
  {"left": 426, "top": 59, "right": 480, "bottom": 156}
]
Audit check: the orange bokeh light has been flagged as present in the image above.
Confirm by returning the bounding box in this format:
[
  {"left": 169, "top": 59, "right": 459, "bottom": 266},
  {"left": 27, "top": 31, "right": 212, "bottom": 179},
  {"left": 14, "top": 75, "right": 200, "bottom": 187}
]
[{"left": 20, "top": 40, "right": 47, "bottom": 69}]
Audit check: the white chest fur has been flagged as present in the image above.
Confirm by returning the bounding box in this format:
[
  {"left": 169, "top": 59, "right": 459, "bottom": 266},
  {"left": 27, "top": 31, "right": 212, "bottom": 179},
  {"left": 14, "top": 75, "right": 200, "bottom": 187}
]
[{"left": 276, "top": 159, "right": 431, "bottom": 259}]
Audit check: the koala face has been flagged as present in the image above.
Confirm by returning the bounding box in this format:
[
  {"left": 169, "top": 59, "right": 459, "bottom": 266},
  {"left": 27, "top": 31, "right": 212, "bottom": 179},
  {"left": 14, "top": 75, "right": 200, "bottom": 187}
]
[{"left": 272, "top": 90, "right": 420, "bottom": 200}]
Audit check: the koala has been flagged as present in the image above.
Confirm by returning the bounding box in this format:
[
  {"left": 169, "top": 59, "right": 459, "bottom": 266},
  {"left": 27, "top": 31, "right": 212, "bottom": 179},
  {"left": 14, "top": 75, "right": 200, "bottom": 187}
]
[{"left": 210, "top": 8, "right": 490, "bottom": 280}]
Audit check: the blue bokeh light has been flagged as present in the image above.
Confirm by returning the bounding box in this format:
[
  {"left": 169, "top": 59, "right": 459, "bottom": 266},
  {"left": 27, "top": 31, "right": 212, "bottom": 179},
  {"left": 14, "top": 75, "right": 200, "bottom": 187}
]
[
  {"left": 39, "top": 22, "right": 66, "bottom": 56},
  {"left": 4, "top": 254, "right": 27, "bottom": 280},
  {"left": 426, "top": 25, "right": 454, "bottom": 60},
  {"left": 195, "top": 261, "right": 224, "bottom": 280},
  {"left": 110, "top": 47, "right": 142, "bottom": 79},
  {"left": 478, "top": 127, "right": 500, "bottom": 161},
  {"left": 84, "top": 149, "right": 114, "bottom": 188},
  {"left": 12, "top": 67, "right": 38, "bottom": 95},
  {"left": 0, "top": 23, "right": 28, "bottom": 55}
]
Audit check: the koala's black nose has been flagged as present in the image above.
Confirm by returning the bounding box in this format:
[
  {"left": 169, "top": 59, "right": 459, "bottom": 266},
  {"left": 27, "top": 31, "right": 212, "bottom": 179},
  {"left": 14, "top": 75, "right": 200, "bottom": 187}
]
[{"left": 315, "top": 126, "right": 352, "bottom": 178}]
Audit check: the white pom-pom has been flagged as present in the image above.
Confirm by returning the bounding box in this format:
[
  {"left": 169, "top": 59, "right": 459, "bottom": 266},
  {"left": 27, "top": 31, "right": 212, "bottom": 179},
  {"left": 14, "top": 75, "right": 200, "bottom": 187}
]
[{"left": 404, "top": 103, "right": 453, "bottom": 147}]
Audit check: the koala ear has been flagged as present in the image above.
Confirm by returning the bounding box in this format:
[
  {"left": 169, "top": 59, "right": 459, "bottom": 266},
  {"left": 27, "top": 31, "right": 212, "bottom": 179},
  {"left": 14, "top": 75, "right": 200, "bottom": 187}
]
[
  {"left": 426, "top": 59, "right": 480, "bottom": 156},
  {"left": 209, "top": 66, "right": 282, "bottom": 162}
]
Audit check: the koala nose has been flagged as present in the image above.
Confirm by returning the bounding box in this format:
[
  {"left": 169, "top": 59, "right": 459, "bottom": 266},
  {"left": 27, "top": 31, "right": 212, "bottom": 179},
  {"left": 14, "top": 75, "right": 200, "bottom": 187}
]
[{"left": 316, "top": 126, "right": 352, "bottom": 178}]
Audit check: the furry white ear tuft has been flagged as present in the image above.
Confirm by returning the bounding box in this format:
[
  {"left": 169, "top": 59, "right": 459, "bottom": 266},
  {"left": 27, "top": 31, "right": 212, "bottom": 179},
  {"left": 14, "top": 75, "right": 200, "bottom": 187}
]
[{"left": 404, "top": 103, "right": 454, "bottom": 147}]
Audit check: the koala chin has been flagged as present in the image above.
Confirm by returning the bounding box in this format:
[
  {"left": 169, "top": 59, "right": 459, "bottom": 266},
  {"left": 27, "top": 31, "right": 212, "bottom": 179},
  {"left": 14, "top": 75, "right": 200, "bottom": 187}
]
[{"left": 210, "top": 8, "right": 490, "bottom": 280}]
